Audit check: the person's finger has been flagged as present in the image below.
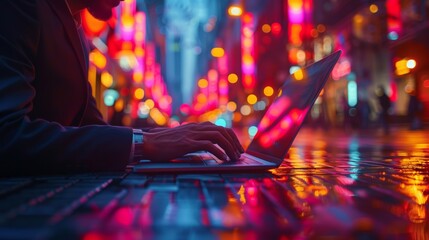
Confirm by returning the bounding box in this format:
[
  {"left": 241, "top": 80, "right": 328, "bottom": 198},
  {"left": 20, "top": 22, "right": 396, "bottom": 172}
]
[
  {"left": 220, "top": 128, "right": 243, "bottom": 156},
  {"left": 224, "top": 127, "right": 244, "bottom": 153},
  {"left": 197, "top": 122, "right": 243, "bottom": 153},
  {"left": 194, "top": 131, "right": 239, "bottom": 161},
  {"left": 172, "top": 122, "right": 243, "bottom": 157},
  {"left": 190, "top": 140, "right": 229, "bottom": 161}
]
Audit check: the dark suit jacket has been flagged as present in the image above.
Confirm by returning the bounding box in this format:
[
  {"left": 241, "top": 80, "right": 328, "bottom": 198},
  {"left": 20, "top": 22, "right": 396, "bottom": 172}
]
[{"left": 0, "top": 0, "right": 132, "bottom": 175}]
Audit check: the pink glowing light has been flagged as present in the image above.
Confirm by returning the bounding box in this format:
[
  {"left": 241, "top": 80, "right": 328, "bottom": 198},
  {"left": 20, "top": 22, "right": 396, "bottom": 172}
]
[
  {"left": 258, "top": 108, "right": 308, "bottom": 148},
  {"left": 218, "top": 54, "right": 228, "bottom": 75},
  {"left": 114, "top": 207, "right": 134, "bottom": 226},
  {"left": 144, "top": 43, "right": 155, "bottom": 88},
  {"left": 82, "top": 232, "right": 103, "bottom": 240},
  {"left": 288, "top": 8, "right": 304, "bottom": 23},
  {"left": 280, "top": 117, "right": 292, "bottom": 129},
  {"left": 260, "top": 135, "right": 272, "bottom": 148},
  {"left": 180, "top": 104, "right": 191, "bottom": 115},
  {"left": 208, "top": 69, "right": 219, "bottom": 108},
  {"left": 257, "top": 96, "right": 291, "bottom": 132},
  {"left": 241, "top": 13, "right": 256, "bottom": 90},
  {"left": 119, "top": 0, "right": 136, "bottom": 41},
  {"left": 390, "top": 81, "right": 397, "bottom": 102},
  {"left": 332, "top": 60, "right": 351, "bottom": 80}
]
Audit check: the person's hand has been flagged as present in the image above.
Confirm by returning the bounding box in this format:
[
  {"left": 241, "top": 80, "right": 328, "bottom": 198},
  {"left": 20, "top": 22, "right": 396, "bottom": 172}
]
[{"left": 140, "top": 122, "right": 244, "bottom": 162}]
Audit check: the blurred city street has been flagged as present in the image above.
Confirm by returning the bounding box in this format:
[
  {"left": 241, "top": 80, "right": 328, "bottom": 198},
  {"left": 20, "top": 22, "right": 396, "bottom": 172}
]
[{"left": 81, "top": 0, "right": 429, "bottom": 131}]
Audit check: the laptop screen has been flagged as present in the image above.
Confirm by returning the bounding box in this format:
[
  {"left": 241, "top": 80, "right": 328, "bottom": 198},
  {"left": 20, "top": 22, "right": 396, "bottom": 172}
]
[{"left": 247, "top": 51, "right": 341, "bottom": 162}]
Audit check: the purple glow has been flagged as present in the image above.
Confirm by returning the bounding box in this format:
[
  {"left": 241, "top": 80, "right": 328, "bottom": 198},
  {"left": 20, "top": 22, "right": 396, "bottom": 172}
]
[
  {"left": 242, "top": 64, "right": 255, "bottom": 74},
  {"left": 288, "top": 8, "right": 304, "bottom": 23}
]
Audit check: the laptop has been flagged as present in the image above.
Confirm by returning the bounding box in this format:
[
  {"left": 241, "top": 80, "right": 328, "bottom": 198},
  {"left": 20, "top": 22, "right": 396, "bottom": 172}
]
[{"left": 132, "top": 50, "right": 341, "bottom": 173}]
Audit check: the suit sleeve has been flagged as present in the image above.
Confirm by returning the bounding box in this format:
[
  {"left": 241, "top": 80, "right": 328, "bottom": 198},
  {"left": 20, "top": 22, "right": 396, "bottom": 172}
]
[{"left": 0, "top": 0, "right": 132, "bottom": 176}]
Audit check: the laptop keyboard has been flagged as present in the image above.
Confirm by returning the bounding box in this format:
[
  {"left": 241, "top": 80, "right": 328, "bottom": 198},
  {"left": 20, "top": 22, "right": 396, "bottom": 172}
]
[
  {"left": 0, "top": 176, "right": 120, "bottom": 228},
  {"left": 195, "top": 152, "right": 263, "bottom": 166},
  {"left": 0, "top": 173, "right": 296, "bottom": 239}
]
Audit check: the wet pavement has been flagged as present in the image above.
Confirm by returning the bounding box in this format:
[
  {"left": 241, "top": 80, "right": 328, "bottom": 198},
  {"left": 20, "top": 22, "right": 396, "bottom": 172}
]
[
  {"left": 272, "top": 126, "right": 429, "bottom": 239},
  {"left": 0, "top": 126, "right": 428, "bottom": 239}
]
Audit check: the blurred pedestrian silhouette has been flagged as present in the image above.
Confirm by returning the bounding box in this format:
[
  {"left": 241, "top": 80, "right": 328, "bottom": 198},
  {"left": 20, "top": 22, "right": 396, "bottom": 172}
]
[
  {"left": 357, "top": 75, "right": 371, "bottom": 129},
  {"left": 407, "top": 90, "right": 423, "bottom": 130},
  {"left": 376, "top": 86, "right": 391, "bottom": 134},
  {"left": 357, "top": 99, "right": 371, "bottom": 129}
]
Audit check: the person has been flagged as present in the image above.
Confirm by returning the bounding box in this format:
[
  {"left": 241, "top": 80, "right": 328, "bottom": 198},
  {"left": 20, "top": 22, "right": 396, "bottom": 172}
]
[
  {"left": 376, "top": 86, "right": 391, "bottom": 134},
  {"left": 407, "top": 90, "right": 423, "bottom": 130},
  {"left": 0, "top": 0, "right": 243, "bottom": 176}
]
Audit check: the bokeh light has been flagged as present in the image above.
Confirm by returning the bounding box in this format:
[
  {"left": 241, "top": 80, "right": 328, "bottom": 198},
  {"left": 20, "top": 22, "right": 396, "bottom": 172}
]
[
  {"left": 369, "top": 4, "right": 378, "bottom": 13},
  {"left": 215, "top": 118, "right": 227, "bottom": 127},
  {"left": 228, "top": 5, "right": 242, "bottom": 16},
  {"left": 198, "top": 78, "right": 209, "bottom": 88},
  {"left": 211, "top": 47, "right": 225, "bottom": 58},
  {"left": 101, "top": 72, "right": 113, "bottom": 88},
  {"left": 228, "top": 73, "right": 238, "bottom": 84},
  {"left": 263, "top": 86, "right": 274, "bottom": 97},
  {"left": 262, "top": 24, "right": 271, "bottom": 33},
  {"left": 248, "top": 126, "right": 258, "bottom": 137},
  {"left": 145, "top": 99, "right": 155, "bottom": 109},
  {"left": 293, "top": 68, "right": 304, "bottom": 80},
  {"left": 406, "top": 59, "right": 416, "bottom": 69},
  {"left": 227, "top": 101, "right": 237, "bottom": 112},
  {"left": 247, "top": 94, "right": 258, "bottom": 105},
  {"left": 134, "top": 88, "right": 144, "bottom": 100},
  {"left": 240, "top": 105, "right": 252, "bottom": 116}
]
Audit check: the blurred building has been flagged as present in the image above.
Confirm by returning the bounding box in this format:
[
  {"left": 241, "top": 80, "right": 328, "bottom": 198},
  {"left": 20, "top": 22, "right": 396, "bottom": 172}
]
[
  {"left": 312, "top": 0, "right": 429, "bottom": 126},
  {"left": 389, "top": 0, "right": 429, "bottom": 121}
]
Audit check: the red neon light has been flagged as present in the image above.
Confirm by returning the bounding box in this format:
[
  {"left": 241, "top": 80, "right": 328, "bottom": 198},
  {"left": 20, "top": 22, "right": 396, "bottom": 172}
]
[
  {"left": 271, "top": 22, "right": 282, "bottom": 36},
  {"left": 386, "top": 0, "right": 402, "bottom": 34},
  {"left": 390, "top": 81, "right": 397, "bottom": 102}
]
